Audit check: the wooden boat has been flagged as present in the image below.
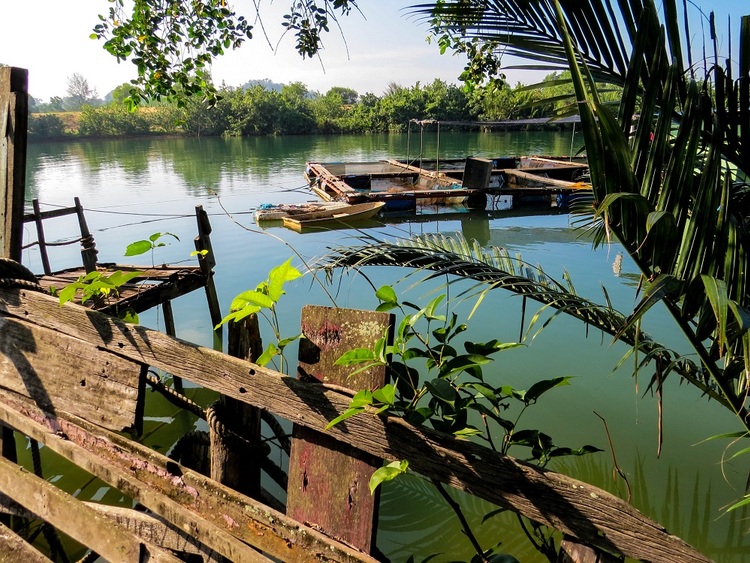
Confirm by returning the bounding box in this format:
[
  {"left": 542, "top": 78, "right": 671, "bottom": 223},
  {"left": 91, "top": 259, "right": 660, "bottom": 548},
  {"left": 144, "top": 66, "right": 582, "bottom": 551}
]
[
  {"left": 282, "top": 201, "right": 386, "bottom": 231},
  {"left": 254, "top": 201, "right": 349, "bottom": 222}
]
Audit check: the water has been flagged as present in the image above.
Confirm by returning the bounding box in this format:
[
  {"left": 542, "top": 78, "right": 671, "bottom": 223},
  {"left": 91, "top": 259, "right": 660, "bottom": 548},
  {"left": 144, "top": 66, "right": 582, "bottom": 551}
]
[{"left": 22, "top": 132, "right": 749, "bottom": 562}]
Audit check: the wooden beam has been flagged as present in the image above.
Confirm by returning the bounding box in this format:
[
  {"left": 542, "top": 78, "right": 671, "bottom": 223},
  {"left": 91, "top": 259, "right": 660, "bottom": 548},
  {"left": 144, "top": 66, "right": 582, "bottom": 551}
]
[
  {"left": 288, "top": 306, "right": 393, "bottom": 553},
  {"left": 0, "top": 288, "right": 711, "bottom": 562},
  {"left": 0, "top": 315, "right": 142, "bottom": 433},
  {"left": 0, "top": 456, "right": 181, "bottom": 562},
  {"left": 210, "top": 315, "right": 263, "bottom": 496},
  {"left": 0, "top": 388, "right": 376, "bottom": 563},
  {"left": 0, "top": 520, "right": 53, "bottom": 563},
  {"left": 82, "top": 504, "right": 224, "bottom": 562},
  {"left": 0, "top": 67, "right": 28, "bottom": 262},
  {"left": 0, "top": 493, "right": 222, "bottom": 561}
]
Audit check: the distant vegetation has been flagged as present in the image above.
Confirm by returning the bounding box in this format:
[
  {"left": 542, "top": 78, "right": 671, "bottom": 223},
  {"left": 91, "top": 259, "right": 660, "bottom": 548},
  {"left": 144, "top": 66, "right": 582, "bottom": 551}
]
[{"left": 28, "top": 72, "right": 616, "bottom": 141}]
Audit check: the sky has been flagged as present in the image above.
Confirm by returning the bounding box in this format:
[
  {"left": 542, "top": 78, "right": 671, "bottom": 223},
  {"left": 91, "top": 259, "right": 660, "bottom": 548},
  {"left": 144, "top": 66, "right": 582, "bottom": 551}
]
[
  {"left": 0, "top": 0, "right": 474, "bottom": 102},
  {"left": 1, "top": 1, "right": 746, "bottom": 102}
]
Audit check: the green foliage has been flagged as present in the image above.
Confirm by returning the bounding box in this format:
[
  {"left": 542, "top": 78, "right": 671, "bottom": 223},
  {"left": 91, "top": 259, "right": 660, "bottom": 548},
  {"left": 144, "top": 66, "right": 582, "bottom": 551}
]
[
  {"left": 369, "top": 459, "right": 409, "bottom": 494},
  {"left": 78, "top": 106, "right": 152, "bottom": 137},
  {"left": 124, "top": 232, "right": 180, "bottom": 257},
  {"left": 28, "top": 114, "right": 67, "bottom": 140},
  {"left": 218, "top": 258, "right": 303, "bottom": 371},
  {"left": 331, "top": 286, "right": 602, "bottom": 466},
  {"left": 57, "top": 269, "right": 142, "bottom": 323},
  {"left": 93, "top": 1, "right": 358, "bottom": 107}
]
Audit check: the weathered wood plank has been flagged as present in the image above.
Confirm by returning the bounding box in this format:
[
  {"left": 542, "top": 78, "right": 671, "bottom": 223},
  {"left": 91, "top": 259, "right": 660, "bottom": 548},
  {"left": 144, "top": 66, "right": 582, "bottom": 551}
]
[
  {"left": 288, "top": 305, "right": 393, "bottom": 553},
  {"left": 0, "top": 456, "right": 180, "bottom": 562},
  {"left": 0, "top": 520, "right": 52, "bottom": 563},
  {"left": 1, "top": 67, "right": 28, "bottom": 262},
  {"left": 0, "top": 493, "right": 222, "bottom": 562},
  {"left": 210, "top": 315, "right": 263, "bottom": 496},
  {"left": 83, "top": 504, "right": 224, "bottom": 562},
  {"left": 0, "top": 315, "right": 142, "bottom": 432},
  {"left": 0, "top": 387, "right": 376, "bottom": 563},
  {"left": 0, "top": 288, "right": 711, "bottom": 562}
]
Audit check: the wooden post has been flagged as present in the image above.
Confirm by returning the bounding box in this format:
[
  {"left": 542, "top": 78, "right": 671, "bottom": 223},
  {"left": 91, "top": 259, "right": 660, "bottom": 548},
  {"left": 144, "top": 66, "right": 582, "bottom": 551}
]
[
  {"left": 0, "top": 67, "right": 27, "bottom": 470},
  {"left": 209, "top": 316, "right": 263, "bottom": 497},
  {"left": 287, "top": 305, "right": 394, "bottom": 554},
  {"left": 0, "top": 67, "right": 27, "bottom": 263},
  {"left": 194, "top": 205, "right": 223, "bottom": 351}
]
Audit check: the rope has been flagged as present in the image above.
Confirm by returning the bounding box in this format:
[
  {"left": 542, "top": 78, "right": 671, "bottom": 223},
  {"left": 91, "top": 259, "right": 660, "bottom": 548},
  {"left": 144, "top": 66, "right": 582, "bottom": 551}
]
[
  {"left": 169, "top": 430, "right": 210, "bottom": 466},
  {"left": 145, "top": 371, "right": 204, "bottom": 418},
  {"left": 0, "top": 258, "right": 42, "bottom": 286},
  {"left": 205, "top": 402, "right": 271, "bottom": 457},
  {"left": 261, "top": 410, "right": 291, "bottom": 454}
]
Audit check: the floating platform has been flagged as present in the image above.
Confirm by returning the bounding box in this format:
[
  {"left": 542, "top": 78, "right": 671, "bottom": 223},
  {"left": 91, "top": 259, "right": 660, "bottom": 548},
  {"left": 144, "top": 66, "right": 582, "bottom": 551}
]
[{"left": 304, "top": 156, "right": 590, "bottom": 210}]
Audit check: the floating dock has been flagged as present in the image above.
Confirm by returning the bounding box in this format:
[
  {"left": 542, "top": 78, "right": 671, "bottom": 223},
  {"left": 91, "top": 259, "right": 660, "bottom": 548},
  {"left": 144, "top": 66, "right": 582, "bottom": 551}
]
[{"left": 304, "top": 156, "right": 590, "bottom": 210}]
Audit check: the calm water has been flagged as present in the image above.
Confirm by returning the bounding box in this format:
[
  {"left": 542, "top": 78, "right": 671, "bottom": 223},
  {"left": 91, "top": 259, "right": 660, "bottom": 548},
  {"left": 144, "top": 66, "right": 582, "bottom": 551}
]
[{"left": 22, "top": 132, "right": 749, "bottom": 562}]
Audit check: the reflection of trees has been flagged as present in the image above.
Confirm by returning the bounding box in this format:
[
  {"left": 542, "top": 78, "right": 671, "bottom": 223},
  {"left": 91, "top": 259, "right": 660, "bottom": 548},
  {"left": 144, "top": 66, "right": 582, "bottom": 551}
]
[
  {"left": 25, "top": 132, "right": 577, "bottom": 201},
  {"left": 553, "top": 454, "right": 750, "bottom": 563},
  {"left": 67, "top": 139, "right": 153, "bottom": 177}
]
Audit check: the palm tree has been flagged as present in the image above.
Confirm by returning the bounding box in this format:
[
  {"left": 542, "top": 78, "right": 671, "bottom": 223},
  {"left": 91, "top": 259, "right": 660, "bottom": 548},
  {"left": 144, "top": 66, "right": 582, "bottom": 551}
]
[{"left": 331, "top": 1, "right": 750, "bottom": 438}]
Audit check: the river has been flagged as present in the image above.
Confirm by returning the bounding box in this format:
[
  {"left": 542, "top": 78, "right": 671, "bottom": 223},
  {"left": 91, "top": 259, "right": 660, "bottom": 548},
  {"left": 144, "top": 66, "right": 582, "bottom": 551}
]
[{"left": 21, "top": 132, "right": 749, "bottom": 562}]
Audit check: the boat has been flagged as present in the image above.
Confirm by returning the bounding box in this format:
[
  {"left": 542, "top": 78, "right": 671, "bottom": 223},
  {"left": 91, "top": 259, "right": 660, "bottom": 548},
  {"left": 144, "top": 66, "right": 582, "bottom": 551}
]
[
  {"left": 254, "top": 201, "right": 349, "bottom": 222},
  {"left": 281, "top": 201, "right": 386, "bottom": 231}
]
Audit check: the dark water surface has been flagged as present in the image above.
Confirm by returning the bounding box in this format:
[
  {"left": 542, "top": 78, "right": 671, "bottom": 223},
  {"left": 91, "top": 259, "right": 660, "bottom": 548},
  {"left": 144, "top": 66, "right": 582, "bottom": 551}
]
[{"left": 22, "top": 132, "right": 748, "bottom": 562}]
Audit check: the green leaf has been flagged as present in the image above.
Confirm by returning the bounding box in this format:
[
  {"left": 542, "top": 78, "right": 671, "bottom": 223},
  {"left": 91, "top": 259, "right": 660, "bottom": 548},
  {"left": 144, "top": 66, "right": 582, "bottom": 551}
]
[
  {"left": 372, "top": 383, "right": 396, "bottom": 406},
  {"left": 335, "top": 348, "right": 376, "bottom": 365},
  {"left": 124, "top": 240, "right": 154, "bottom": 256},
  {"left": 230, "top": 290, "right": 274, "bottom": 311},
  {"left": 425, "top": 378, "right": 457, "bottom": 405},
  {"left": 325, "top": 406, "right": 365, "bottom": 430},
  {"left": 375, "top": 285, "right": 398, "bottom": 305},
  {"left": 149, "top": 231, "right": 179, "bottom": 243},
  {"left": 267, "top": 258, "right": 302, "bottom": 302},
  {"left": 119, "top": 308, "right": 139, "bottom": 323},
  {"left": 423, "top": 294, "right": 446, "bottom": 321},
  {"left": 105, "top": 270, "right": 143, "bottom": 287},
  {"left": 256, "top": 343, "right": 280, "bottom": 367},
  {"left": 523, "top": 377, "right": 573, "bottom": 403},
  {"left": 58, "top": 283, "right": 80, "bottom": 306},
  {"left": 369, "top": 459, "right": 409, "bottom": 494},
  {"left": 349, "top": 390, "right": 374, "bottom": 409}
]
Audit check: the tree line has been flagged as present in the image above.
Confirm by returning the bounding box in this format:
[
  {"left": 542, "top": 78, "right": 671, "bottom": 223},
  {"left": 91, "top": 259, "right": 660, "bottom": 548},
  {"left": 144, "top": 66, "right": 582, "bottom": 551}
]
[{"left": 28, "top": 72, "right": 608, "bottom": 140}]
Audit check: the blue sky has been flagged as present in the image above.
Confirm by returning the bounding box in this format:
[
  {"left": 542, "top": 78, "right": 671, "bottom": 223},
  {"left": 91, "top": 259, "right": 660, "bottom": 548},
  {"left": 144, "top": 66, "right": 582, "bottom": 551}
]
[{"left": 1, "top": 1, "right": 746, "bottom": 102}]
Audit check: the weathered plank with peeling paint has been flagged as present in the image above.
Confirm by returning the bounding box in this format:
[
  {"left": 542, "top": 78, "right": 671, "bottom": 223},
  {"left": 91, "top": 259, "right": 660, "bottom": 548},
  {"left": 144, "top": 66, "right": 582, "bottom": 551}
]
[
  {"left": 0, "top": 315, "right": 143, "bottom": 432},
  {"left": 0, "top": 288, "right": 712, "bottom": 563},
  {"left": 288, "top": 305, "right": 393, "bottom": 553},
  {"left": 0, "top": 520, "right": 52, "bottom": 563},
  {"left": 0, "top": 387, "right": 376, "bottom": 563},
  {"left": 0, "top": 456, "right": 180, "bottom": 562},
  {"left": 0, "top": 495, "right": 222, "bottom": 562}
]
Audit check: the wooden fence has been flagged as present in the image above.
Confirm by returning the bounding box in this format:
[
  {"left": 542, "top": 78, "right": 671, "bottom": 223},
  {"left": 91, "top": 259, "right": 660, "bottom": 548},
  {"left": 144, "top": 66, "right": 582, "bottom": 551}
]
[{"left": 0, "top": 67, "right": 712, "bottom": 562}]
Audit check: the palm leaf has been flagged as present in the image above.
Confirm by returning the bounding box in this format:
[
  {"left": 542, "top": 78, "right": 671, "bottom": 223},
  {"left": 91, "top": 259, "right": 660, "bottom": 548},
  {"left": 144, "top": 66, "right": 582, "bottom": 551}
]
[
  {"left": 408, "top": 0, "right": 750, "bottom": 431},
  {"left": 323, "top": 233, "right": 727, "bottom": 409}
]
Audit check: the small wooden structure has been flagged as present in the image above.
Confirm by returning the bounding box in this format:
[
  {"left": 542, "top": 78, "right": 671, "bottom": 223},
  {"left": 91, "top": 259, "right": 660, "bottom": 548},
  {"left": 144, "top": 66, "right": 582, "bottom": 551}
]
[
  {"left": 304, "top": 156, "right": 589, "bottom": 210},
  {"left": 21, "top": 196, "right": 222, "bottom": 338}
]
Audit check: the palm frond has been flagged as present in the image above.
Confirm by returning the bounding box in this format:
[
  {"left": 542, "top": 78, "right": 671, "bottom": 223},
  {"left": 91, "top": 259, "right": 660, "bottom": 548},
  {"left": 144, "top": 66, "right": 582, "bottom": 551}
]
[
  {"left": 408, "top": 0, "right": 750, "bottom": 431},
  {"left": 322, "top": 233, "right": 728, "bottom": 409}
]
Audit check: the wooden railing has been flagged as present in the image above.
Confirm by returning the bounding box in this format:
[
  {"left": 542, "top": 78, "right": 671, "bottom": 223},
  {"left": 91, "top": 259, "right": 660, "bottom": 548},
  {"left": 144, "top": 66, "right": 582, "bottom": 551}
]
[{"left": 0, "top": 284, "right": 711, "bottom": 562}]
